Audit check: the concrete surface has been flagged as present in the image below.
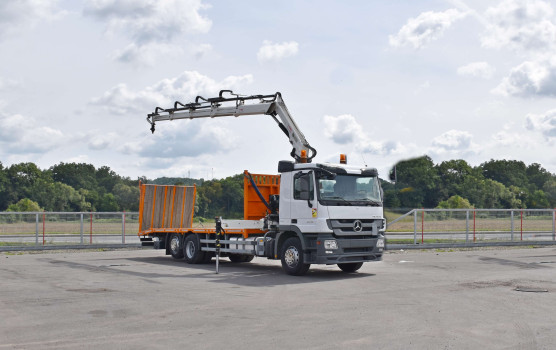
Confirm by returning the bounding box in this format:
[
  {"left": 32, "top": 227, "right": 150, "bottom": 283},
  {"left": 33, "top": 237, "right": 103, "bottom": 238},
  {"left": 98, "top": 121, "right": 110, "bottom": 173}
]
[{"left": 1, "top": 247, "right": 555, "bottom": 349}]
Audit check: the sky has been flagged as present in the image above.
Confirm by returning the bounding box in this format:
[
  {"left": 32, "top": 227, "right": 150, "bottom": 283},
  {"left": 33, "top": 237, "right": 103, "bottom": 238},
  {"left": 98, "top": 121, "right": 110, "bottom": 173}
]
[{"left": 0, "top": 0, "right": 555, "bottom": 180}]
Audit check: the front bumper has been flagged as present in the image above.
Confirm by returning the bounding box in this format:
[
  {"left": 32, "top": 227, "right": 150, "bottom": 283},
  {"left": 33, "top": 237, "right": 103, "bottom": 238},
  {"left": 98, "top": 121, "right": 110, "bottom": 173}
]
[{"left": 304, "top": 234, "right": 384, "bottom": 264}]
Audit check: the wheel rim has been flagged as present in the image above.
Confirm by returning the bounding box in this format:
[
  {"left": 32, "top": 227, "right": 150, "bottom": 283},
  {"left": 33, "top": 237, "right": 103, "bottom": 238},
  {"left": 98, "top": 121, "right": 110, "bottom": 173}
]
[
  {"left": 284, "top": 245, "right": 299, "bottom": 267},
  {"left": 185, "top": 240, "right": 196, "bottom": 259},
  {"left": 170, "top": 236, "right": 180, "bottom": 254}
]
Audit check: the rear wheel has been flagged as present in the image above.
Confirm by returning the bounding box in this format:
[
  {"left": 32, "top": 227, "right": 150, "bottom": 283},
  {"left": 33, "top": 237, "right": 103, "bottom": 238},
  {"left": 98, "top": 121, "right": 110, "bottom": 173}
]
[
  {"left": 183, "top": 234, "right": 206, "bottom": 264},
  {"left": 337, "top": 262, "right": 363, "bottom": 273},
  {"left": 168, "top": 233, "right": 184, "bottom": 260},
  {"left": 281, "top": 237, "right": 310, "bottom": 276}
]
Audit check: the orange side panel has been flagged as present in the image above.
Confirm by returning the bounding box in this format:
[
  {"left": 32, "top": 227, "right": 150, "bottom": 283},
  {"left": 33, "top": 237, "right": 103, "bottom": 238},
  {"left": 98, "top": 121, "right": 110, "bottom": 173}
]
[
  {"left": 138, "top": 183, "right": 196, "bottom": 236},
  {"left": 243, "top": 171, "right": 280, "bottom": 237}
]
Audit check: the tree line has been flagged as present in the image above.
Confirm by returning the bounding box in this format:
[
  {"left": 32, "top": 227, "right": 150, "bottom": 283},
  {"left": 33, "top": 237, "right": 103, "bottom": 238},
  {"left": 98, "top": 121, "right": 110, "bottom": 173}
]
[
  {"left": 383, "top": 156, "right": 556, "bottom": 209},
  {"left": 0, "top": 161, "right": 244, "bottom": 218},
  {"left": 1, "top": 157, "right": 555, "bottom": 216}
]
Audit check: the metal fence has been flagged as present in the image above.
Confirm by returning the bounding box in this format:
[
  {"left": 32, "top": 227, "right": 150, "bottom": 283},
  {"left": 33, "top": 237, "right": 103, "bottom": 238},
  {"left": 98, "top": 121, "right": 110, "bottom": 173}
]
[
  {"left": 386, "top": 208, "right": 556, "bottom": 247},
  {"left": 0, "top": 212, "right": 140, "bottom": 249},
  {"left": 1, "top": 209, "right": 556, "bottom": 251}
]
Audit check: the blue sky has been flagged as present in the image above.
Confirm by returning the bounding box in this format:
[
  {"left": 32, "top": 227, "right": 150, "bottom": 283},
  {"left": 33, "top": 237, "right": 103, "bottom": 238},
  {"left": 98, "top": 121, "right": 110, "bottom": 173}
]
[{"left": 1, "top": 0, "right": 555, "bottom": 180}]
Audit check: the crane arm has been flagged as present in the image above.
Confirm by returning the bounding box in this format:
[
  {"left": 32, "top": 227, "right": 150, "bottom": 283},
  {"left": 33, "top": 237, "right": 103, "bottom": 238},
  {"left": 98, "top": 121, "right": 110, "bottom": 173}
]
[{"left": 147, "top": 91, "right": 317, "bottom": 163}]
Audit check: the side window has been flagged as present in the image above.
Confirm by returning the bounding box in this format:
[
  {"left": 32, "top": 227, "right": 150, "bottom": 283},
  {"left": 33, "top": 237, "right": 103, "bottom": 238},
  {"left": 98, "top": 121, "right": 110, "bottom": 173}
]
[{"left": 293, "top": 172, "right": 314, "bottom": 200}]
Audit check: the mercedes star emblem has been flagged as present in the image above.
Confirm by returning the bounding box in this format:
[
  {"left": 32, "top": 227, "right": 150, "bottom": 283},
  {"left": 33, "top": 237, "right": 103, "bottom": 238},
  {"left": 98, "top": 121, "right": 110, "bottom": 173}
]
[{"left": 353, "top": 220, "right": 363, "bottom": 232}]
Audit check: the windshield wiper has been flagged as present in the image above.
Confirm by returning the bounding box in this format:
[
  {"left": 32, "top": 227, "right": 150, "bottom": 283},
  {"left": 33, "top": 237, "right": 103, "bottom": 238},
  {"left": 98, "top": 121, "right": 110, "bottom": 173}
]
[{"left": 322, "top": 196, "right": 353, "bottom": 205}]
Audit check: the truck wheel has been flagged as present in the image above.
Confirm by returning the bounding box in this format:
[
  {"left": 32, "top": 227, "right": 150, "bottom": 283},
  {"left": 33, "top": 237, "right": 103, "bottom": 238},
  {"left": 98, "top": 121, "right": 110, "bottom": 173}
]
[
  {"left": 281, "top": 237, "right": 310, "bottom": 276},
  {"left": 229, "top": 254, "right": 254, "bottom": 263},
  {"left": 168, "top": 233, "right": 184, "bottom": 260},
  {"left": 337, "top": 262, "right": 363, "bottom": 273},
  {"left": 183, "top": 234, "right": 206, "bottom": 264}
]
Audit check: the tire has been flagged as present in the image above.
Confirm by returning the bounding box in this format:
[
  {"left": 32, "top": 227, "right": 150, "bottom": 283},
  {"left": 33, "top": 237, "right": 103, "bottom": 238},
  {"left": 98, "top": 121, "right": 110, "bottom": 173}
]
[
  {"left": 229, "top": 254, "right": 254, "bottom": 263},
  {"left": 281, "top": 237, "right": 310, "bottom": 276},
  {"left": 183, "top": 234, "right": 206, "bottom": 264},
  {"left": 168, "top": 233, "right": 184, "bottom": 260},
  {"left": 337, "top": 262, "right": 363, "bottom": 273}
]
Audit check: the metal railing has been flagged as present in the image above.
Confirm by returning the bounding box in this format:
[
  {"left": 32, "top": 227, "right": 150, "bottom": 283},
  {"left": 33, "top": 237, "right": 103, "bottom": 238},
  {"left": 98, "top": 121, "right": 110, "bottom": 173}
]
[
  {"left": 0, "top": 212, "right": 141, "bottom": 250},
  {"left": 2, "top": 209, "right": 556, "bottom": 251},
  {"left": 386, "top": 208, "right": 556, "bottom": 248}
]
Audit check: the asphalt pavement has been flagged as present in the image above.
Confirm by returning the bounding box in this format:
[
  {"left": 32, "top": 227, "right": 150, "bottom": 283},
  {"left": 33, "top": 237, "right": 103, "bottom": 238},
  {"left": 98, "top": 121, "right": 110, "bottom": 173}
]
[{"left": 1, "top": 247, "right": 555, "bottom": 349}]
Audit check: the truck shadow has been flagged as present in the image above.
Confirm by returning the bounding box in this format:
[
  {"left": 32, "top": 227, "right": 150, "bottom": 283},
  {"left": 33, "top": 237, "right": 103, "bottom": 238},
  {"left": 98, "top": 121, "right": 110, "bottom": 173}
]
[{"left": 125, "top": 256, "right": 375, "bottom": 287}]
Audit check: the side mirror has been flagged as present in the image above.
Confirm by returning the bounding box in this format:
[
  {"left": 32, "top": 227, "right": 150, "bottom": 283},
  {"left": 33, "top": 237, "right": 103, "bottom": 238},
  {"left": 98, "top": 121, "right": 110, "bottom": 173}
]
[{"left": 389, "top": 166, "right": 397, "bottom": 183}]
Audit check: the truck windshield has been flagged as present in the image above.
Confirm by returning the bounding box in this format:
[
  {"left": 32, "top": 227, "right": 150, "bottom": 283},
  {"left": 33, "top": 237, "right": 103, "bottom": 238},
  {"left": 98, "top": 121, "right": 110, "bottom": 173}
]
[{"left": 317, "top": 174, "right": 382, "bottom": 206}]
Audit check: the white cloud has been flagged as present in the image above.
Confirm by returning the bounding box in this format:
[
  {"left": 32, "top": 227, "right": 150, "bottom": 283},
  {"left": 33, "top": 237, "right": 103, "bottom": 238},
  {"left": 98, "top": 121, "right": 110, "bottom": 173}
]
[
  {"left": 323, "top": 114, "right": 365, "bottom": 144},
  {"left": 493, "top": 58, "right": 556, "bottom": 97},
  {"left": 389, "top": 9, "right": 467, "bottom": 49},
  {"left": 323, "top": 114, "right": 405, "bottom": 156},
  {"left": 0, "top": 113, "right": 64, "bottom": 154},
  {"left": 194, "top": 43, "right": 212, "bottom": 60},
  {"left": 0, "top": 77, "right": 21, "bottom": 90},
  {"left": 429, "top": 129, "right": 478, "bottom": 156},
  {"left": 0, "top": 0, "right": 66, "bottom": 40},
  {"left": 88, "top": 132, "right": 119, "bottom": 150},
  {"left": 84, "top": 0, "right": 211, "bottom": 63},
  {"left": 481, "top": 0, "right": 556, "bottom": 52},
  {"left": 128, "top": 121, "right": 237, "bottom": 158},
  {"left": 526, "top": 109, "right": 556, "bottom": 139},
  {"left": 257, "top": 41, "right": 299, "bottom": 62},
  {"left": 457, "top": 62, "right": 495, "bottom": 79},
  {"left": 90, "top": 70, "right": 254, "bottom": 115}
]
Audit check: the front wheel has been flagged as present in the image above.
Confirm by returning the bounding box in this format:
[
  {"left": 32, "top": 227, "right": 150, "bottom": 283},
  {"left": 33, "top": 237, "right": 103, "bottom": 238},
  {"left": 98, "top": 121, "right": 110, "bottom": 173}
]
[
  {"left": 183, "top": 234, "right": 206, "bottom": 264},
  {"left": 337, "top": 262, "right": 363, "bottom": 273},
  {"left": 281, "top": 237, "right": 310, "bottom": 276},
  {"left": 168, "top": 233, "right": 184, "bottom": 260}
]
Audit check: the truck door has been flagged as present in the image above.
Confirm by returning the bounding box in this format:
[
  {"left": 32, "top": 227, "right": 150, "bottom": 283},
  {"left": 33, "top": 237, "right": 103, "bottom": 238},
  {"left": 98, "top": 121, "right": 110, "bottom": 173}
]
[{"left": 291, "top": 170, "right": 317, "bottom": 231}]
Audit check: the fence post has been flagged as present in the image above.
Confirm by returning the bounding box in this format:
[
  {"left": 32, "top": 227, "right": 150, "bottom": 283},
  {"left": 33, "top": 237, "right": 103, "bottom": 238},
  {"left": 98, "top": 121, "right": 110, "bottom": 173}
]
[
  {"left": 80, "top": 213, "right": 84, "bottom": 244},
  {"left": 465, "top": 210, "right": 469, "bottom": 243},
  {"left": 421, "top": 208, "right": 424, "bottom": 244},
  {"left": 413, "top": 210, "right": 417, "bottom": 245},
  {"left": 90, "top": 213, "right": 93, "bottom": 244},
  {"left": 552, "top": 208, "right": 556, "bottom": 241},
  {"left": 122, "top": 211, "right": 126, "bottom": 244},
  {"left": 510, "top": 210, "right": 514, "bottom": 241},
  {"left": 473, "top": 208, "right": 476, "bottom": 243},
  {"left": 35, "top": 213, "right": 39, "bottom": 245},
  {"left": 42, "top": 212, "right": 45, "bottom": 245},
  {"left": 520, "top": 210, "right": 523, "bottom": 241}
]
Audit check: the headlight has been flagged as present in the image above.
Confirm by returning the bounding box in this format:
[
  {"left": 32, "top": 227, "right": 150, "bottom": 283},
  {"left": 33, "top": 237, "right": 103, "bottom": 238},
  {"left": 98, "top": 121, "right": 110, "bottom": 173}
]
[
  {"left": 376, "top": 238, "right": 385, "bottom": 248},
  {"left": 324, "top": 240, "right": 338, "bottom": 249}
]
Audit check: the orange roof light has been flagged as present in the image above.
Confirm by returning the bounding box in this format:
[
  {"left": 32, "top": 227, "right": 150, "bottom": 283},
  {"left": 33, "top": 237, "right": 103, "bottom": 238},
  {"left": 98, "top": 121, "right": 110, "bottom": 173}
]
[
  {"left": 300, "top": 149, "right": 307, "bottom": 163},
  {"left": 340, "top": 154, "right": 347, "bottom": 164}
]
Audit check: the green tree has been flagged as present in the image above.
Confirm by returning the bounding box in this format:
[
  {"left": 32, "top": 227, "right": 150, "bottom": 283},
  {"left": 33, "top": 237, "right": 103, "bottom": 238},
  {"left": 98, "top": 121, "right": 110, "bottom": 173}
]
[
  {"left": 394, "top": 156, "right": 440, "bottom": 208},
  {"left": 112, "top": 183, "right": 140, "bottom": 211},
  {"left": 436, "top": 195, "right": 473, "bottom": 209},
  {"left": 436, "top": 159, "right": 473, "bottom": 200},
  {"left": 543, "top": 179, "right": 556, "bottom": 207},
  {"left": 98, "top": 193, "right": 119, "bottom": 211},
  {"left": 50, "top": 162, "right": 98, "bottom": 191},
  {"left": 527, "top": 190, "right": 550, "bottom": 208},
  {"left": 7, "top": 198, "right": 42, "bottom": 212},
  {"left": 481, "top": 159, "right": 528, "bottom": 189}
]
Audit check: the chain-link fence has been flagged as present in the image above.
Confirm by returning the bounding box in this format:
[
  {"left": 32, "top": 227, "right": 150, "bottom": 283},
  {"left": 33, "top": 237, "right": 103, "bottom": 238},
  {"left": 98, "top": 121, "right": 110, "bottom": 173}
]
[{"left": 386, "top": 208, "right": 556, "bottom": 245}]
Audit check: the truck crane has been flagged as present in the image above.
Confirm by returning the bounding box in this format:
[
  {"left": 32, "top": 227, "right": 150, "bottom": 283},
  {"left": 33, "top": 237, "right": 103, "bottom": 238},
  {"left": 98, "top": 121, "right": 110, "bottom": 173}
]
[{"left": 139, "top": 90, "right": 385, "bottom": 275}]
